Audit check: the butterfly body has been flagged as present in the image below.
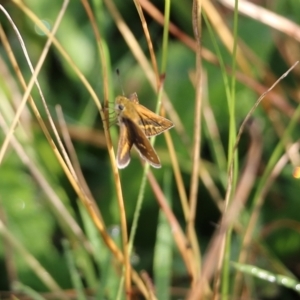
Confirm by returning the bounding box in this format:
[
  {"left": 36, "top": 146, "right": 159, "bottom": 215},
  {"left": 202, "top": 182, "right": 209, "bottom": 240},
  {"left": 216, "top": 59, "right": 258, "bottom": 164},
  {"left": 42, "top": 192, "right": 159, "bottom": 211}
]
[{"left": 115, "top": 93, "right": 174, "bottom": 169}]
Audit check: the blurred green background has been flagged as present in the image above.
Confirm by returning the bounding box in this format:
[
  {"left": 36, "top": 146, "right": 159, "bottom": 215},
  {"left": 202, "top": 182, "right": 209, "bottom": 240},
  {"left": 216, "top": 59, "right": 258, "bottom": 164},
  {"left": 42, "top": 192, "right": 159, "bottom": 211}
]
[{"left": 1, "top": 0, "right": 300, "bottom": 299}]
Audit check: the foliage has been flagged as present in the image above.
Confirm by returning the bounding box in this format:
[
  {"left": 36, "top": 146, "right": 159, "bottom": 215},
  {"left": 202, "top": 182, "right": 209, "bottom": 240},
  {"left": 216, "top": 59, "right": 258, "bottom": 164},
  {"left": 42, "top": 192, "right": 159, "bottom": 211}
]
[{"left": 0, "top": 0, "right": 300, "bottom": 299}]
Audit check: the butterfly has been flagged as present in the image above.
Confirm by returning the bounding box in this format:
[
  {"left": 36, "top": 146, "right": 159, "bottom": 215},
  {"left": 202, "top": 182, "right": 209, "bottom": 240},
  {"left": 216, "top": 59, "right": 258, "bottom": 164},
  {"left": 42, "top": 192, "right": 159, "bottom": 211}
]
[{"left": 115, "top": 93, "right": 174, "bottom": 168}]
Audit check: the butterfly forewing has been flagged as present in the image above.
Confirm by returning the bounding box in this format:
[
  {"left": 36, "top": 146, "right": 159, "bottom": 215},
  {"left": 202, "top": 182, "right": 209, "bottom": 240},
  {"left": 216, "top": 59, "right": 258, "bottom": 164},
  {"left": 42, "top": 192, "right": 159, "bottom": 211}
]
[{"left": 135, "top": 104, "right": 174, "bottom": 137}]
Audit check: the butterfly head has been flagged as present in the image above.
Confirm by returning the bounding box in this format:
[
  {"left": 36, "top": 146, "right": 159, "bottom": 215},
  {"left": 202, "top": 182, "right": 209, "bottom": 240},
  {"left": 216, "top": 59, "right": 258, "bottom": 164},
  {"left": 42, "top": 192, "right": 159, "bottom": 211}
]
[
  {"left": 115, "top": 96, "right": 137, "bottom": 122},
  {"left": 115, "top": 96, "right": 126, "bottom": 113}
]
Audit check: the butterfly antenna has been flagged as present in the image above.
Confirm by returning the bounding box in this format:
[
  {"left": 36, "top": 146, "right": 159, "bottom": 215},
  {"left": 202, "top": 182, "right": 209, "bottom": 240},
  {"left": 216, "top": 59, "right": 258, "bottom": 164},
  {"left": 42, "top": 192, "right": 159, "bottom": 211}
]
[{"left": 116, "top": 68, "right": 125, "bottom": 96}]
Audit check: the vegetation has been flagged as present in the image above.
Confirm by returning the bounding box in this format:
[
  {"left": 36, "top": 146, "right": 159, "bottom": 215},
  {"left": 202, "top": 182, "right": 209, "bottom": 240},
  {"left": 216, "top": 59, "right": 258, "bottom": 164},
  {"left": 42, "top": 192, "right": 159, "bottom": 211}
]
[{"left": 0, "top": 0, "right": 300, "bottom": 299}]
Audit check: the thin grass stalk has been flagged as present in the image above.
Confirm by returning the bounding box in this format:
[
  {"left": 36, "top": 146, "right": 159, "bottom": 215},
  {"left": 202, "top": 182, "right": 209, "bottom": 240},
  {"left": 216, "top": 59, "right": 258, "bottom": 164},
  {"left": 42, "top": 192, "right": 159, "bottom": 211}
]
[
  {"left": 76, "top": 206, "right": 99, "bottom": 289},
  {"left": 139, "top": 0, "right": 219, "bottom": 63},
  {"left": 0, "top": 1, "right": 68, "bottom": 164},
  {"left": 0, "top": 110, "right": 93, "bottom": 253},
  {"left": 103, "top": 0, "right": 156, "bottom": 87},
  {"left": 147, "top": 171, "right": 194, "bottom": 277},
  {"left": 132, "top": 0, "right": 206, "bottom": 286},
  {"left": 238, "top": 96, "right": 300, "bottom": 279},
  {"left": 1, "top": 18, "right": 147, "bottom": 300},
  {"left": 80, "top": 1, "right": 131, "bottom": 295},
  {"left": 230, "top": 120, "right": 263, "bottom": 298},
  {"left": 56, "top": 105, "right": 103, "bottom": 221},
  {"left": 127, "top": 0, "right": 165, "bottom": 261},
  {"left": 0, "top": 25, "right": 99, "bottom": 252},
  {"left": 160, "top": 0, "right": 171, "bottom": 75},
  {"left": 133, "top": 0, "right": 159, "bottom": 88},
  {"left": 159, "top": 1, "right": 201, "bottom": 276},
  {"left": 189, "top": 71, "right": 226, "bottom": 211},
  {"left": 231, "top": 60, "right": 298, "bottom": 298},
  {"left": 202, "top": 0, "right": 251, "bottom": 75},
  {"left": 164, "top": 131, "right": 190, "bottom": 214},
  {"left": 233, "top": 146, "right": 300, "bottom": 297},
  {"left": 10, "top": 0, "right": 103, "bottom": 112},
  {"left": 202, "top": 71, "right": 227, "bottom": 179},
  {"left": 54, "top": 110, "right": 106, "bottom": 290},
  {"left": 127, "top": 161, "right": 149, "bottom": 254},
  {"left": 231, "top": 262, "right": 300, "bottom": 294},
  {"left": 97, "top": 4, "right": 158, "bottom": 293},
  {"left": 234, "top": 62, "right": 298, "bottom": 154},
  {"left": 0, "top": 207, "right": 16, "bottom": 288},
  {"left": 202, "top": 9, "right": 234, "bottom": 298},
  {"left": 159, "top": 0, "right": 188, "bottom": 206},
  {"left": 140, "top": 272, "right": 157, "bottom": 300},
  {"left": 189, "top": 0, "right": 203, "bottom": 282},
  {"left": 202, "top": 11, "right": 232, "bottom": 187},
  {"left": 221, "top": 0, "right": 240, "bottom": 297},
  {"left": 2, "top": 1, "right": 149, "bottom": 296},
  {"left": 188, "top": 62, "right": 298, "bottom": 300},
  {"left": 108, "top": 2, "right": 195, "bottom": 294},
  {"left": 0, "top": 8, "right": 99, "bottom": 253},
  {"left": 12, "top": 282, "right": 47, "bottom": 300},
  {"left": 105, "top": 0, "right": 189, "bottom": 151},
  {"left": 128, "top": 85, "right": 164, "bottom": 256},
  {"left": 0, "top": 220, "right": 67, "bottom": 298},
  {"left": 219, "top": 0, "right": 300, "bottom": 43},
  {"left": 153, "top": 170, "right": 173, "bottom": 299},
  {"left": 63, "top": 240, "right": 86, "bottom": 300},
  {"left": 100, "top": 0, "right": 170, "bottom": 297}
]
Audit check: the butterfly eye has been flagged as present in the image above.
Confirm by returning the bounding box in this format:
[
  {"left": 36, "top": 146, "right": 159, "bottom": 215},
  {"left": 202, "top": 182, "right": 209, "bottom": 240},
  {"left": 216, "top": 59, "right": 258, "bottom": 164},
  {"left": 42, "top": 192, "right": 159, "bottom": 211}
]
[{"left": 117, "top": 104, "right": 124, "bottom": 111}]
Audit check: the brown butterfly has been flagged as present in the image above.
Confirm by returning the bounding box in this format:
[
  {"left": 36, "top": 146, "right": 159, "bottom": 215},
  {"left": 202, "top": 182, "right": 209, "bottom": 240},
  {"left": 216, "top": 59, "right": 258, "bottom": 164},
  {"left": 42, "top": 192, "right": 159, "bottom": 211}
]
[{"left": 115, "top": 93, "right": 174, "bottom": 169}]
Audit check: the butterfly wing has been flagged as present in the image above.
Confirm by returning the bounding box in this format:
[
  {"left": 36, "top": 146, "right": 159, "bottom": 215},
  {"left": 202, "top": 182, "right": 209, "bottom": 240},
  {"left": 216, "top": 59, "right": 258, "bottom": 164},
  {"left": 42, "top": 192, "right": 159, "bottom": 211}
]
[
  {"left": 125, "top": 118, "right": 161, "bottom": 168},
  {"left": 128, "top": 93, "right": 139, "bottom": 104},
  {"left": 135, "top": 105, "right": 174, "bottom": 137},
  {"left": 116, "top": 122, "right": 133, "bottom": 169}
]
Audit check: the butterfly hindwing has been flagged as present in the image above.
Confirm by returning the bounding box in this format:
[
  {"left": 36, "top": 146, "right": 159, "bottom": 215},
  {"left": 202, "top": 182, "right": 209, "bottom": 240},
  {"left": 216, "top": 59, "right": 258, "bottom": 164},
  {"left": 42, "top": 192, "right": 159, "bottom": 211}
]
[
  {"left": 116, "top": 123, "right": 133, "bottom": 169},
  {"left": 126, "top": 118, "right": 161, "bottom": 168}
]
